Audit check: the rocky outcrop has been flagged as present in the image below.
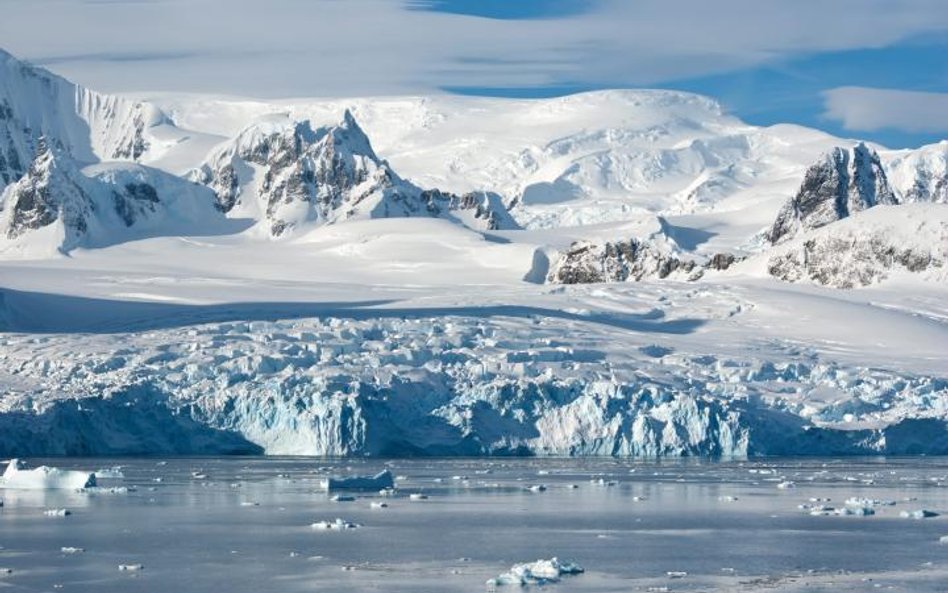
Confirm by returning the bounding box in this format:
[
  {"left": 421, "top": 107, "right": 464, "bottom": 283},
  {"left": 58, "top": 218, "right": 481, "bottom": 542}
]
[
  {"left": 768, "top": 143, "right": 898, "bottom": 244},
  {"left": 192, "top": 111, "right": 517, "bottom": 236},
  {"left": 547, "top": 237, "right": 741, "bottom": 284}
]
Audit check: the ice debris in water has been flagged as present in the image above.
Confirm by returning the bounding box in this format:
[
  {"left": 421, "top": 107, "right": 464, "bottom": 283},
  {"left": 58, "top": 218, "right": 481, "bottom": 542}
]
[
  {"left": 311, "top": 518, "right": 360, "bottom": 530},
  {"left": 845, "top": 497, "right": 895, "bottom": 507},
  {"left": 322, "top": 470, "right": 394, "bottom": 492},
  {"left": 94, "top": 467, "right": 125, "bottom": 479},
  {"left": 487, "top": 557, "right": 584, "bottom": 587},
  {"left": 118, "top": 564, "right": 144, "bottom": 571},
  {"left": 1, "top": 459, "right": 96, "bottom": 490},
  {"left": 900, "top": 509, "right": 939, "bottom": 519}
]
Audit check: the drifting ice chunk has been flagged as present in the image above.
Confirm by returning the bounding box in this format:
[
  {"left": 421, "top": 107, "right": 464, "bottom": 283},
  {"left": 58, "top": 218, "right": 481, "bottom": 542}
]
[
  {"left": 1, "top": 460, "right": 96, "bottom": 490},
  {"left": 321, "top": 470, "right": 394, "bottom": 492},
  {"left": 900, "top": 509, "right": 939, "bottom": 519},
  {"left": 311, "top": 518, "right": 360, "bottom": 530},
  {"left": 487, "top": 557, "right": 584, "bottom": 587},
  {"left": 94, "top": 467, "right": 125, "bottom": 479}
]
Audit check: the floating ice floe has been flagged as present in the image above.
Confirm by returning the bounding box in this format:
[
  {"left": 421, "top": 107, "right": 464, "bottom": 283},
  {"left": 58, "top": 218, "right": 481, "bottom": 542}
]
[
  {"left": 800, "top": 503, "right": 874, "bottom": 517},
  {"left": 322, "top": 470, "right": 394, "bottom": 492},
  {"left": 900, "top": 509, "right": 939, "bottom": 519},
  {"left": 118, "top": 564, "right": 144, "bottom": 571},
  {"left": 44, "top": 508, "right": 71, "bottom": 517},
  {"left": 845, "top": 497, "right": 895, "bottom": 507},
  {"left": 487, "top": 558, "right": 584, "bottom": 587},
  {"left": 311, "top": 518, "right": 360, "bottom": 530},
  {"left": 1, "top": 460, "right": 95, "bottom": 490},
  {"left": 94, "top": 467, "right": 125, "bottom": 479}
]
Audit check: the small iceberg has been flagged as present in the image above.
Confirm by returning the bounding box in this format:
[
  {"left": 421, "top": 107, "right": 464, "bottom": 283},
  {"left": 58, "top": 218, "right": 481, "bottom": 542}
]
[
  {"left": 487, "top": 557, "right": 584, "bottom": 587},
  {"left": 118, "top": 564, "right": 144, "bottom": 571},
  {"left": 1, "top": 459, "right": 96, "bottom": 490},
  {"left": 61, "top": 547, "right": 85, "bottom": 554},
  {"left": 311, "top": 518, "right": 360, "bottom": 530},
  {"left": 94, "top": 467, "right": 125, "bottom": 480},
  {"left": 900, "top": 509, "right": 939, "bottom": 519},
  {"left": 321, "top": 470, "right": 394, "bottom": 492}
]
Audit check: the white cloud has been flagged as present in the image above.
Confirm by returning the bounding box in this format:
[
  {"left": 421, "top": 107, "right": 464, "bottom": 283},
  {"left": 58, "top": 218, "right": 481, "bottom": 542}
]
[
  {"left": 823, "top": 87, "right": 948, "bottom": 133},
  {"left": 1, "top": 0, "right": 947, "bottom": 98}
]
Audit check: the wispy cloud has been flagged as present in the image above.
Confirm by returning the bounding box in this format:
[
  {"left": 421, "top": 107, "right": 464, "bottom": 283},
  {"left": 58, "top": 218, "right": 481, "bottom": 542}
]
[
  {"left": 823, "top": 86, "right": 948, "bottom": 133},
  {"left": 1, "top": 0, "right": 947, "bottom": 99}
]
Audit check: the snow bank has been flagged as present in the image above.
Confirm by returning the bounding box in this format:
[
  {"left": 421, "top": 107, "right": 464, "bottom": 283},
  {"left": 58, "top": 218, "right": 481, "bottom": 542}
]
[
  {"left": 487, "top": 558, "right": 584, "bottom": 587},
  {"left": 321, "top": 470, "right": 394, "bottom": 492},
  {"left": 1, "top": 459, "right": 95, "bottom": 490}
]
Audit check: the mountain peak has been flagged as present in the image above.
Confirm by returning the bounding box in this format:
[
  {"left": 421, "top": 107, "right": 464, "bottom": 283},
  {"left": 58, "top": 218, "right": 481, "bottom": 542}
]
[{"left": 768, "top": 143, "right": 898, "bottom": 243}]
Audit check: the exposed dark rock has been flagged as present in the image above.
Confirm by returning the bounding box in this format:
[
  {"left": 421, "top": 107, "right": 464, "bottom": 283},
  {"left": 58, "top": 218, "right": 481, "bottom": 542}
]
[{"left": 768, "top": 143, "right": 898, "bottom": 244}]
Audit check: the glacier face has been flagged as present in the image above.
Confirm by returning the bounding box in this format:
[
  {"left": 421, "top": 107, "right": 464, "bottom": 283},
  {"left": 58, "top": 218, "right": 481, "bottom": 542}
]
[{"left": 1, "top": 284, "right": 946, "bottom": 457}]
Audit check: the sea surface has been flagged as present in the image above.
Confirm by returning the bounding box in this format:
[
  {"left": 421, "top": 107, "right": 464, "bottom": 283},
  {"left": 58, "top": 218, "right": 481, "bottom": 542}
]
[{"left": 1, "top": 457, "right": 946, "bottom": 592}]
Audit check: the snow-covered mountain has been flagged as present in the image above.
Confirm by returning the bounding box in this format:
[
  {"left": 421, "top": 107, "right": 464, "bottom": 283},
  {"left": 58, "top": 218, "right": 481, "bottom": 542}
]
[
  {"left": 0, "top": 140, "right": 228, "bottom": 256},
  {"left": 0, "top": 47, "right": 946, "bottom": 458},
  {"left": 190, "top": 111, "right": 516, "bottom": 236}
]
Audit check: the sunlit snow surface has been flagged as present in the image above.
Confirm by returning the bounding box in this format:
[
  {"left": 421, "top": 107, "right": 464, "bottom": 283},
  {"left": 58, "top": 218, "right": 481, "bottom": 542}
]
[{"left": 1, "top": 457, "right": 947, "bottom": 592}]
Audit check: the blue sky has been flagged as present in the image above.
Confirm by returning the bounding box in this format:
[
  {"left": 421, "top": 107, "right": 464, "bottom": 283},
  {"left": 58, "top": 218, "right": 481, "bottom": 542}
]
[
  {"left": 426, "top": 0, "right": 948, "bottom": 148},
  {"left": 1, "top": 0, "right": 947, "bottom": 148}
]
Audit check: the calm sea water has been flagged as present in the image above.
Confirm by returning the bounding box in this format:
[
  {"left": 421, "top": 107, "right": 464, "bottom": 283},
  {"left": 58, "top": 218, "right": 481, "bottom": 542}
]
[{"left": 1, "top": 457, "right": 946, "bottom": 592}]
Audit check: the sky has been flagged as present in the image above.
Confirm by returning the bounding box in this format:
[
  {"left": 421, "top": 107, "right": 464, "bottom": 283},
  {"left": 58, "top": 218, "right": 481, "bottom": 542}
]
[{"left": 1, "top": 0, "right": 946, "bottom": 148}]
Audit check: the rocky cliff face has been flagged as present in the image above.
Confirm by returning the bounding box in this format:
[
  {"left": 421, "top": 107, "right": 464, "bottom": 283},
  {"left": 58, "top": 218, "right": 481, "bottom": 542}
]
[
  {"left": 768, "top": 143, "right": 898, "bottom": 244},
  {"left": 0, "top": 49, "right": 165, "bottom": 195},
  {"left": 192, "top": 111, "right": 517, "bottom": 236}
]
